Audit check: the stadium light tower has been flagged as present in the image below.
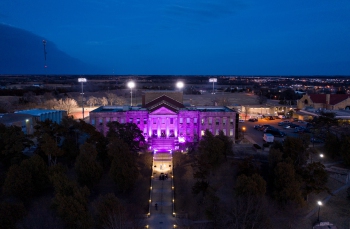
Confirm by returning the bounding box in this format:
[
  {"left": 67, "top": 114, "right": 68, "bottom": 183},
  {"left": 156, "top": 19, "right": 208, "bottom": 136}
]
[
  {"left": 209, "top": 78, "right": 217, "bottom": 94},
  {"left": 78, "top": 78, "right": 87, "bottom": 119},
  {"left": 176, "top": 81, "right": 184, "bottom": 91},
  {"left": 127, "top": 81, "right": 135, "bottom": 106}
]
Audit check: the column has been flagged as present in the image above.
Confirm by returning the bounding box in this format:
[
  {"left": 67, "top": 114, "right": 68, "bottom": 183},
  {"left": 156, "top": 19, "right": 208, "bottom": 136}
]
[
  {"left": 174, "top": 118, "right": 178, "bottom": 137},
  {"left": 166, "top": 117, "right": 169, "bottom": 137},
  {"left": 157, "top": 117, "right": 160, "bottom": 137}
]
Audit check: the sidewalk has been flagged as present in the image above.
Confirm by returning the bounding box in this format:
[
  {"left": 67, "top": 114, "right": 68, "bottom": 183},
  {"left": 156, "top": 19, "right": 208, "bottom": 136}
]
[{"left": 147, "top": 155, "right": 175, "bottom": 229}]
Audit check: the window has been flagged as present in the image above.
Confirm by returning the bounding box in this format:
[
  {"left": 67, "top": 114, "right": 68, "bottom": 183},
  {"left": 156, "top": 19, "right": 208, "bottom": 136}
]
[
  {"left": 201, "top": 130, "right": 205, "bottom": 136},
  {"left": 201, "top": 118, "right": 205, "bottom": 125},
  {"left": 186, "top": 128, "right": 190, "bottom": 135},
  {"left": 194, "top": 118, "right": 197, "bottom": 125},
  {"left": 143, "top": 127, "right": 147, "bottom": 135},
  {"left": 129, "top": 118, "right": 133, "bottom": 123},
  {"left": 170, "top": 118, "right": 173, "bottom": 124},
  {"left": 106, "top": 117, "right": 110, "bottom": 123},
  {"left": 186, "top": 118, "right": 190, "bottom": 124},
  {"left": 137, "top": 118, "right": 140, "bottom": 124},
  {"left": 230, "top": 129, "right": 233, "bottom": 136},
  {"left": 216, "top": 129, "right": 219, "bottom": 135},
  {"left": 153, "top": 118, "right": 156, "bottom": 124},
  {"left": 121, "top": 118, "right": 125, "bottom": 123},
  {"left": 91, "top": 119, "right": 95, "bottom": 125},
  {"left": 230, "top": 118, "right": 233, "bottom": 125},
  {"left": 161, "top": 118, "right": 165, "bottom": 124},
  {"left": 215, "top": 118, "right": 219, "bottom": 125},
  {"left": 223, "top": 129, "right": 226, "bottom": 135},
  {"left": 179, "top": 118, "right": 183, "bottom": 124},
  {"left": 223, "top": 118, "right": 226, "bottom": 125},
  {"left": 144, "top": 118, "right": 147, "bottom": 124},
  {"left": 209, "top": 117, "right": 212, "bottom": 125},
  {"left": 99, "top": 118, "right": 103, "bottom": 124}
]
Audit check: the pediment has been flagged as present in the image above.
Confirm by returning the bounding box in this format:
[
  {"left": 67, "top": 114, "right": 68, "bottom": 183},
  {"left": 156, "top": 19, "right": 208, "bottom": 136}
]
[{"left": 150, "top": 106, "right": 177, "bottom": 115}]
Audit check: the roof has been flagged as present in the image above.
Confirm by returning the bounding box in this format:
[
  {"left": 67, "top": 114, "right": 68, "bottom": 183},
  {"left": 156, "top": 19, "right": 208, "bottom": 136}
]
[
  {"left": 144, "top": 95, "right": 185, "bottom": 109},
  {"left": 15, "top": 109, "right": 65, "bottom": 116},
  {"left": 309, "top": 94, "right": 350, "bottom": 105},
  {"left": 91, "top": 106, "right": 147, "bottom": 113},
  {"left": 0, "top": 113, "right": 33, "bottom": 124}
]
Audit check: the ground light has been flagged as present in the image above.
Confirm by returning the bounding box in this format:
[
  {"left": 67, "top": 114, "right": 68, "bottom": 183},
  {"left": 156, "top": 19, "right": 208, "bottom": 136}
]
[{"left": 317, "top": 201, "right": 323, "bottom": 222}]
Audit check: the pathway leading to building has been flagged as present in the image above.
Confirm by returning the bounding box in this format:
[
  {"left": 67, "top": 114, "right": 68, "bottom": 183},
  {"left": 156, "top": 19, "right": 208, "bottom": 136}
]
[{"left": 147, "top": 151, "right": 175, "bottom": 229}]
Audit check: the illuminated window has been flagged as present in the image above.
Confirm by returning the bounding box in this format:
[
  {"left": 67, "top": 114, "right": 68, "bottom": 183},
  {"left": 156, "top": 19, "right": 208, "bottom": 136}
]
[
  {"left": 216, "top": 129, "right": 219, "bottom": 135},
  {"left": 137, "top": 118, "right": 140, "bottom": 124},
  {"left": 223, "top": 118, "right": 226, "bottom": 125},
  {"left": 201, "top": 130, "right": 205, "bottom": 136},
  {"left": 180, "top": 118, "right": 183, "bottom": 124},
  {"left": 129, "top": 118, "right": 133, "bottom": 123},
  {"left": 194, "top": 118, "right": 197, "bottom": 125},
  {"left": 215, "top": 119, "right": 219, "bottom": 125},
  {"left": 162, "top": 118, "right": 165, "bottom": 124},
  {"left": 91, "top": 119, "right": 95, "bottom": 125},
  {"left": 201, "top": 118, "right": 205, "bottom": 124},
  {"left": 230, "top": 118, "right": 234, "bottom": 125},
  {"left": 223, "top": 129, "right": 226, "bottom": 135},
  {"left": 186, "top": 128, "right": 190, "bottom": 135},
  {"left": 144, "top": 118, "right": 147, "bottom": 124},
  {"left": 230, "top": 129, "right": 233, "bottom": 136},
  {"left": 186, "top": 118, "right": 190, "bottom": 124}
]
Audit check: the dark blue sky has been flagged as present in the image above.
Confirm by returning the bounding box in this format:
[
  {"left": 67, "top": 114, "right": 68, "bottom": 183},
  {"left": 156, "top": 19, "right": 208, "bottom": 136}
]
[{"left": 1, "top": 0, "right": 350, "bottom": 75}]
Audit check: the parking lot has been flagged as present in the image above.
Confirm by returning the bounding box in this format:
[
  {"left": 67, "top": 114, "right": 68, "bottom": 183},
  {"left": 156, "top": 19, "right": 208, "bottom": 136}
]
[{"left": 238, "top": 118, "right": 308, "bottom": 146}]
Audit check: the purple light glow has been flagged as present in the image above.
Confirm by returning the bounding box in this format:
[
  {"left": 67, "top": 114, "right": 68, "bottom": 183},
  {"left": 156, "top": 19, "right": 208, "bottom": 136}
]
[{"left": 178, "top": 136, "right": 185, "bottom": 143}]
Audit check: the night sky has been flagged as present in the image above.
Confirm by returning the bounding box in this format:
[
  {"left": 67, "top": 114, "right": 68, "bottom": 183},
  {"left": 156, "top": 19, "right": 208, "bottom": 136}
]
[{"left": 1, "top": 0, "right": 350, "bottom": 75}]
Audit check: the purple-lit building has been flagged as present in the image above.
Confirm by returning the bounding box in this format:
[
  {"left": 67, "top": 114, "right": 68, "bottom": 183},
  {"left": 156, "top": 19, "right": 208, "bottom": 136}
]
[{"left": 89, "top": 91, "right": 237, "bottom": 151}]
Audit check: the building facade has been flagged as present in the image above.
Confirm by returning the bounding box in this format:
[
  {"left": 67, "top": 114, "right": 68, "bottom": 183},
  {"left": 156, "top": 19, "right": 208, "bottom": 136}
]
[
  {"left": 298, "top": 94, "right": 350, "bottom": 110},
  {"left": 90, "top": 91, "right": 237, "bottom": 151}
]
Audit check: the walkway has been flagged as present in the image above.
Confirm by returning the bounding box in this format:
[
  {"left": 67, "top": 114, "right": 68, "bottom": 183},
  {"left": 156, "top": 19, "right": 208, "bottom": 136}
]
[{"left": 147, "top": 152, "right": 175, "bottom": 229}]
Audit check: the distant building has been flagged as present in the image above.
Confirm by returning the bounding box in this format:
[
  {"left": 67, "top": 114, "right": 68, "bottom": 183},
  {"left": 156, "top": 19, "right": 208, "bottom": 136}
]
[
  {"left": 297, "top": 94, "right": 350, "bottom": 110},
  {"left": 90, "top": 91, "right": 237, "bottom": 151},
  {"left": 15, "top": 109, "right": 67, "bottom": 124}
]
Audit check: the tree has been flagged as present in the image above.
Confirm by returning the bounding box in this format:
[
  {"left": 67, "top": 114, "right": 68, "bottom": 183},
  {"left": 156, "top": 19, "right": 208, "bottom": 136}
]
[
  {"left": 282, "top": 137, "right": 308, "bottom": 169},
  {"left": 50, "top": 171, "right": 92, "bottom": 229},
  {"left": 41, "top": 133, "right": 64, "bottom": 166},
  {"left": 54, "top": 97, "right": 78, "bottom": 114},
  {"left": 196, "top": 130, "right": 225, "bottom": 171},
  {"left": 75, "top": 143, "right": 103, "bottom": 188},
  {"left": 94, "top": 193, "right": 128, "bottom": 229},
  {"left": 2, "top": 164, "right": 33, "bottom": 200},
  {"left": 108, "top": 138, "right": 139, "bottom": 193},
  {"left": 235, "top": 174, "right": 266, "bottom": 197},
  {"left": 100, "top": 97, "right": 108, "bottom": 106},
  {"left": 301, "top": 162, "right": 329, "bottom": 196},
  {"left": 87, "top": 96, "right": 98, "bottom": 107},
  {"left": 273, "top": 162, "right": 304, "bottom": 207},
  {"left": 215, "top": 131, "right": 233, "bottom": 159},
  {"left": 0, "top": 124, "right": 32, "bottom": 166},
  {"left": 340, "top": 135, "right": 350, "bottom": 165},
  {"left": 105, "top": 92, "right": 125, "bottom": 106},
  {"left": 106, "top": 121, "right": 145, "bottom": 153},
  {"left": 324, "top": 132, "right": 341, "bottom": 158},
  {"left": 0, "top": 201, "right": 27, "bottom": 229}
]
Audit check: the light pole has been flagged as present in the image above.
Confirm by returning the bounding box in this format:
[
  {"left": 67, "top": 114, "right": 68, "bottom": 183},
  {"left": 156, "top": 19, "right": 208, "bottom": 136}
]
[
  {"left": 242, "top": 126, "right": 246, "bottom": 139},
  {"left": 317, "top": 201, "right": 322, "bottom": 222},
  {"left": 176, "top": 81, "right": 184, "bottom": 91},
  {"left": 127, "top": 81, "right": 135, "bottom": 106},
  {"left": 78, "top": 78, "right": 87, "bottom": 119}
]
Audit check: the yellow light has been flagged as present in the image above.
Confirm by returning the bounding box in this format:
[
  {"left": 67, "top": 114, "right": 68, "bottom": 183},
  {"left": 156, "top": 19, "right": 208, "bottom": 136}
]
[
  {"left": 172, "top": 199, "right": 174, "bottom": 202},
  {"left": 149, "top": 199, "right": 151, "bottom": 202}
]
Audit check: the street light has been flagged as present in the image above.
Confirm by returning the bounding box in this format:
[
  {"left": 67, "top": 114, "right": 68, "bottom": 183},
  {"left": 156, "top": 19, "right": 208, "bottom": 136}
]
[
  {"left": 242, "top": 126, "right": 246, "bottom": 139},
  {"left": 317, "top": 201, "right": 322, "bottom": 222},
  {"left": 176, "top": 81, "right": 184, "bottom": 91},
  {"left": 78, "top": 78, "right": 87, "bottom": 119},
  {"left": 320, "top": 154, "right": 324, "bottom": 158},
  {"left": 127, "top": 81, "right": 135, "bottom": 106}
]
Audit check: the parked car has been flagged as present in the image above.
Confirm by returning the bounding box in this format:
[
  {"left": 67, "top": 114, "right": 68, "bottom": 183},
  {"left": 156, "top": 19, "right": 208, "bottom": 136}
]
[
  {"left": 248, "top": 118, "right": 258, "bottom": 122},
  {"left": 265, "top": 129, "right": 286, "bottom": 137},
  {"left": 278, "top": 120, "right": 291, "bottom": 126},
  {"left": 254, "top": 124, "right": 262, "bottom": 130},
  {"left": 263, "top": 133, "right": 274, "bottom": 143},
  {"left": 239, "top": 119, "right": 245, "bottom": 123},
  {"left": 311, "top": 138, "right": 325, "bottom": 143}
]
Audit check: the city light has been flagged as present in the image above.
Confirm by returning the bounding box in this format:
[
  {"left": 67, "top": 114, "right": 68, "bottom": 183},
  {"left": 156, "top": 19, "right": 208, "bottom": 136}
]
[{"left": 176, "top": 81, "right": 184, "bottom": 90}]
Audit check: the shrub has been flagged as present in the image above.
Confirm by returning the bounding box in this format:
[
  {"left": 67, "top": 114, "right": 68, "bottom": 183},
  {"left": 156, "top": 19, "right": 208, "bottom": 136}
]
[{"left": 253, "top": 144, "right": 261, "bottom": 149}]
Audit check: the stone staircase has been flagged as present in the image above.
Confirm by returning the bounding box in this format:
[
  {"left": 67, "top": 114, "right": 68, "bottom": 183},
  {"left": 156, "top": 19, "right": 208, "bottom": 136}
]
[{"left": 151, "top": 138, "right": 176, "bottom": 151}]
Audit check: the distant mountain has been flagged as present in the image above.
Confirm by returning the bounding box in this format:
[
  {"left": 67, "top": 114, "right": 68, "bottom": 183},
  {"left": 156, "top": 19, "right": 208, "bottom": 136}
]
[{"left": 0, "top": 24, "right": 101, "bottom": 74}]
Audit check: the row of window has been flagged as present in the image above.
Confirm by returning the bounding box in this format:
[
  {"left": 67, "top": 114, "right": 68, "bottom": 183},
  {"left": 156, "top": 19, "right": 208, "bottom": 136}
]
[{"left": 91, "top": 116, "right": 235, "bottom": 126}]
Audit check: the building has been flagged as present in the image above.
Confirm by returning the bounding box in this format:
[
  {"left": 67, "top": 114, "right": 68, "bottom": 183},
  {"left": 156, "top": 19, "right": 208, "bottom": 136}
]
[
  {"left": 0, "top": 113, "right": 34, "bottom": 134},
  {"left": 15, "top": 109, "right": 67, "bottom": 124},
  {"left": 90, "top": 91, "right": 237, "bottom": 151},
  {"left": 298, "top": 94, "right": 350, "bottom": 110}
]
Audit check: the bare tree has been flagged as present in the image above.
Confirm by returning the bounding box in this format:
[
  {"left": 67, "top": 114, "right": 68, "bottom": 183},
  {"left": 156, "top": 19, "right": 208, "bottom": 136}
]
[
  {"left": 100, "top": 97, "right": 108, "bottom": 106},
  {"left": 87, "top": 96, "right": 98, "bottom": 107},
  {"left": 54, "top": 98, "right": 78, "bottom": 114},
  {"left": 106, "top": 93, "right": 125, "bottom": 105},
  {"left": 43, "top": 99, "right": 58, "bottom": 109}
]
